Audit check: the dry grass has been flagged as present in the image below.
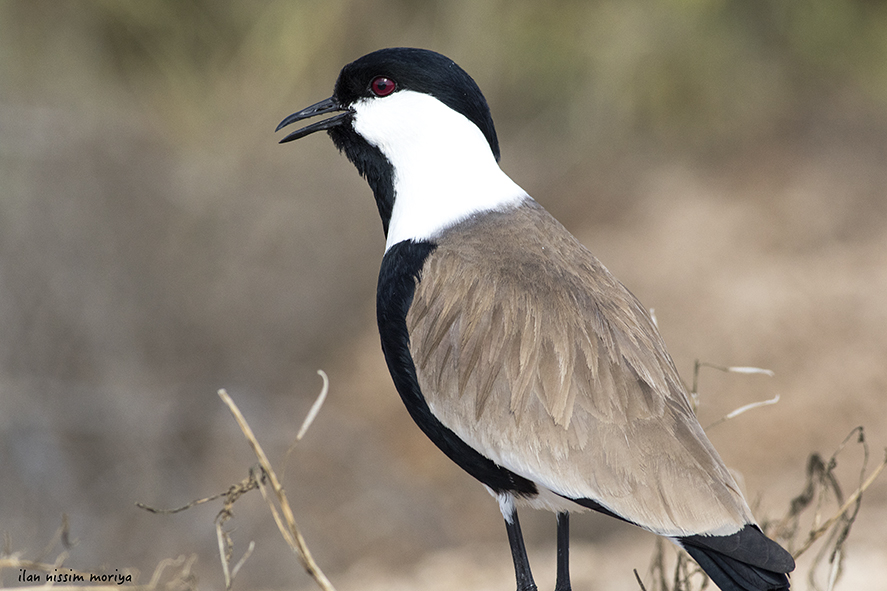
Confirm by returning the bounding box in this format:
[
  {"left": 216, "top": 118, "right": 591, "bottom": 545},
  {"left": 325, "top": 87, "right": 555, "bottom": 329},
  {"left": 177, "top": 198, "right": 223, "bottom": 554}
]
[
  {"left": 2, "top": 372, "right": 883, "bottom": 591},
  {"left": 215, "top": 381, "right": 335, "bottom": 591},
  {"left": 630, "top": 362, "right": 887, "bottom": 591},
  {"left": 0, "top": 374, "right": 334, "bottom": 591},
  {"left": 0, "top": 514, "right": 196, "bottom": 590},
  {"left": 636, "top": 418, "right": 886, "bottom": 591},
  {"left": 135, "top": 373, "right": 335, "bottom": 591}
]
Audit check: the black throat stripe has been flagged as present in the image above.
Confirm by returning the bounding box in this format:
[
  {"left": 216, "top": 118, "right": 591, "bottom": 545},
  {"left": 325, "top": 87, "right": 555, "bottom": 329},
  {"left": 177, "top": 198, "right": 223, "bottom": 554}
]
[{"left": 376, "top": 239, "right": 538, "bottom": 497}]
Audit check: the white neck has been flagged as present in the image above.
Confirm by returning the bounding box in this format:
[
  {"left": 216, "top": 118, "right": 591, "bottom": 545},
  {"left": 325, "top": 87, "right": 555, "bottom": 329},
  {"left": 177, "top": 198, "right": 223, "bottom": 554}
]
[{"left": 351, "top": 91, "right": 529, "bottom": 251}]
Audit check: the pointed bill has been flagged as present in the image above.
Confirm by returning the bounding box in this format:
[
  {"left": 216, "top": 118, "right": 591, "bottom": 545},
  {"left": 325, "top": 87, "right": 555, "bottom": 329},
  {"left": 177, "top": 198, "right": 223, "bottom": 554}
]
[{"left": 276, "top": 97, "right": 351, "bottom": 143}]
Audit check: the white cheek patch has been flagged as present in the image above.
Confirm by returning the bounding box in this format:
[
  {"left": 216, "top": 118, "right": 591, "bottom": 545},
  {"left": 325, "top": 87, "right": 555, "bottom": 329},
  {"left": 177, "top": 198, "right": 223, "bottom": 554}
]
[{"left": 351, "top": 91, "right": 529, "bottom": 251}]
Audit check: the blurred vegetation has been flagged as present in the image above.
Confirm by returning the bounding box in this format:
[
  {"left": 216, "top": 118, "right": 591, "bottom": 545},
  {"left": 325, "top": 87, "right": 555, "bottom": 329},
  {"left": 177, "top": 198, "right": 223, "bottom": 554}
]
[
  {"left": 4, "top": 0, "right": 887, "bottom": 149},
  {"left": 2, "top": 1, "right": 887, "bottom": 589}
]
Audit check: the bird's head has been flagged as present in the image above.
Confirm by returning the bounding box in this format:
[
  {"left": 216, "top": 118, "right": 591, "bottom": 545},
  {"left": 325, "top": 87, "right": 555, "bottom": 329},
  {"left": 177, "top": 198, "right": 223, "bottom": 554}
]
[{"left": 277, "top": 48, "right": 526, "bottom": 250}]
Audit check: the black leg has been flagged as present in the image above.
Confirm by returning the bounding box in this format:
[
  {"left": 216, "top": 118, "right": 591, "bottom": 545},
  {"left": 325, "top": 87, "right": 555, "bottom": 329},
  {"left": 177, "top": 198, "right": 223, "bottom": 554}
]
[
  {"left": 555, "top": 512, "right": 571, "bottom": 591},
  {"left": 504, "top": 507, "right": 537, "bottom": 591}
]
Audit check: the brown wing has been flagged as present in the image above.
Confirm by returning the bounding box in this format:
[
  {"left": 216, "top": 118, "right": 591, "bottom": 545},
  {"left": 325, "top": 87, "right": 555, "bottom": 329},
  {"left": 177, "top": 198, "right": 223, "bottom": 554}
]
[{"left": 406, "top": 200, "right": 754, "bottom": 536}]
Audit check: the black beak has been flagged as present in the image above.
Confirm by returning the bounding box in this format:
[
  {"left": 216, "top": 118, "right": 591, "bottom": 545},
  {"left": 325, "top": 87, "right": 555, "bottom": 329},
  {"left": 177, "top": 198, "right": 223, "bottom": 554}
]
[{"left": 276, "top": 97, "right": 351, "bottom": 143}]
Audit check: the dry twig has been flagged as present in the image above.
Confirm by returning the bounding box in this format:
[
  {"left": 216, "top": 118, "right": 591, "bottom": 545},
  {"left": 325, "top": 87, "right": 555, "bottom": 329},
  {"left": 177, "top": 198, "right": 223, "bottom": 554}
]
[
  {"left": 636, "top": 363, "right": 886, "bottom": 591},
  {"left": 0, "top": 516, "right": 194, "bottom": 590},
  {"left": 690, "top": 360, "right": 778, "bottom": 426},
  {"left": 218, "top": 379, "right": 336, "bottom": 591},
  {"left": 137, "top": 372, "right": 335, "bottom": 591},
  {"left": 770, "top": 427, "right": 886, "bottom": 591}
]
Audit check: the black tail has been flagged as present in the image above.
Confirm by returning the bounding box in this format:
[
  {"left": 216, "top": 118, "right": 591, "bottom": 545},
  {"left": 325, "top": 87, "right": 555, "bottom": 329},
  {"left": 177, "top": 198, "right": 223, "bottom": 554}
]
[{"left": 678, "top": 524, "right": 794, "bottom": 591}]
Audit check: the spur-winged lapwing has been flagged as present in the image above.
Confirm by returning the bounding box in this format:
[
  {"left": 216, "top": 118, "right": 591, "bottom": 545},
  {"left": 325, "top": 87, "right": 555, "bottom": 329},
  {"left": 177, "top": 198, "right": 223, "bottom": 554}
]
[{"left": 277, "top": 47, "right": 794, "bottom": 591}]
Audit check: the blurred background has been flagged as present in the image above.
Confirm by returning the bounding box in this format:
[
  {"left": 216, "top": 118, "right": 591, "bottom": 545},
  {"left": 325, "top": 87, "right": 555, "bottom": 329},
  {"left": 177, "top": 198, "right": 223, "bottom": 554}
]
[{"left": 1, "top": 0, "right": 886, "bottom": 589}]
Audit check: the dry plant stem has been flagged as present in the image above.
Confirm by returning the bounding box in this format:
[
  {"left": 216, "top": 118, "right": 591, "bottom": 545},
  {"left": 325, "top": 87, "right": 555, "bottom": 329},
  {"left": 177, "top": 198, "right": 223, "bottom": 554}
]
[
  {"left": 37, "top": 513, "right": 75, "bottom": 559},
  {"left": 212, "top": 470, "right": 263, "bottom": 589},
  {"left": 298, "top": 370, "right": 330, "bottom": 440},
  {"left": 644, "top": 537, "right": 670, "bottom": 591},
  {"left": 137, "top": 492, "right": 224, "bottom": 514},
  {"left": 803, "top": 430, "right": 865, "bottom": 591},
  {"left": 0, "top": 522, "right": 194, "bottom": 591},
  {"left": 0, "top": 517, "right": 92, "bottom": 585},
  {"left": 216, "top": 516, "right": 255, "bottom": 591},
  {"left": 216, "top": 518, "right": 233, "bottom": 589},
  {"left": 705, "top": 394, "right": 780, "bottom": 430},
  {"left": 653, "top": 537, "right": 667, "bottom": 591},
  {"left": 690, "top": 360, "right": 778, "bottom": 430},
  {"left": 634, "top": 568, "right": 649, "bottom": 591},
  {"left": 217, "top": 388, "right": 336, "bottom": 591},
  {"left": 230, "top": 541, "right": 254, "bottom": 583},
  {"left": 690, "top": 360, "right": 775, "bottom": 424},
  {"left": 792, "top": 446, "right": 887, "bottom": 558},
  {"left": 672, "top": 551, "right": 692, "bottom": 591},
  {"left": 283, "top": 370, "right": 331, "bottom": 481},
  {"left": 148, "top": 554, "right": 197, "bottom": 589}
]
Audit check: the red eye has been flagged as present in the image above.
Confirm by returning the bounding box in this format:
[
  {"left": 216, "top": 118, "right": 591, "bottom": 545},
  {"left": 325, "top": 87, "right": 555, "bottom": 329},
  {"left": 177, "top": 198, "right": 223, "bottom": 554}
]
[{"left": 370, "top": 76, "right": 396, "bottom": 97}]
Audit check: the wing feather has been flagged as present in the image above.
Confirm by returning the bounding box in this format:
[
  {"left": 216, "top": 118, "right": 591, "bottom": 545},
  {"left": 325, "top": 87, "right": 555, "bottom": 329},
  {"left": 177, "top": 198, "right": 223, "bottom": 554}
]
[{"left": 407, "top": 201, "right": 754, "bottom": 536}]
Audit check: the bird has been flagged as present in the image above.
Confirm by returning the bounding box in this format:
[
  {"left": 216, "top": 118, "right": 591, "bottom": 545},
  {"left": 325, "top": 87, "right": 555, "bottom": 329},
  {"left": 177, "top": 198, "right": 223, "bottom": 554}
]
[{"left": 276, "top": 47, "right": 795, "bottom": 591}]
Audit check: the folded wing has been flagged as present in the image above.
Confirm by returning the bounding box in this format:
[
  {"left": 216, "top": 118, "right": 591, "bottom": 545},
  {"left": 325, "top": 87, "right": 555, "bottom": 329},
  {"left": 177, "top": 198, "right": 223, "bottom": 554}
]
[{"left": 407, "top": 200, "right": 754, "bottom": 537}]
